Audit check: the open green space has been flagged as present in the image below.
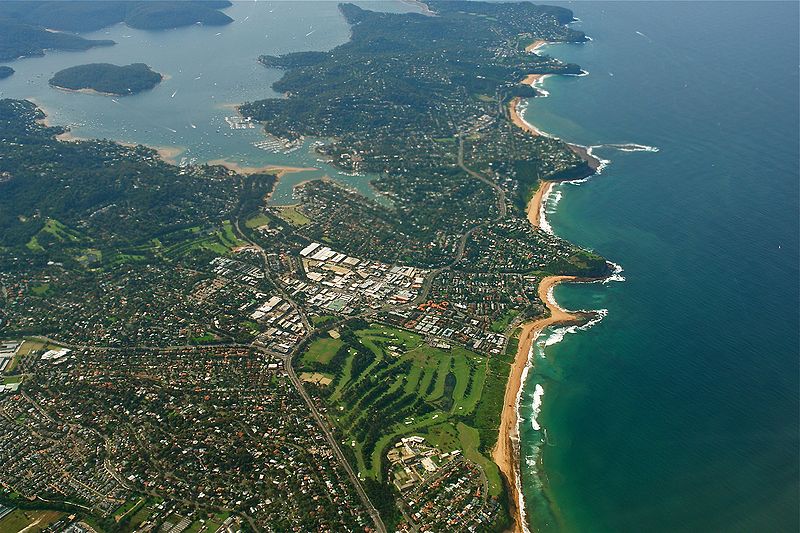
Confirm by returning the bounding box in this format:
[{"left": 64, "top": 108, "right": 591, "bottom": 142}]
[
  {"left": 113, "top": 496, "right": 145, "bottom": 523},
  {"left": 490, "top": 308, "right": 519, "bottom": 333},
  {"left": 296, "top": 322, "right": 508, "bottom": 497},
  {"left": 275, "top": 206, "right": 310, "bottom": 226},
  {"left": 0, "top": 509, "right": 64, "bottom": 533},
  {"left": 301, "top": 337, "right": 344, "bottom": 366},
  {"left": 244, "top": 212, "right": 271, "bottom": 229},
  {"left": 30, "top": 283, "right": 50, "bottom": 296}
]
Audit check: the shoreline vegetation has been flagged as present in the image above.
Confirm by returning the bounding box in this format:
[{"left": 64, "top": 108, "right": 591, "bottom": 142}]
[
  {"left": 496, "top": 38, "right": 609, "bottom": 533},
  {"left": 36, "top": 103, "right": 184, "bottom": 162}
]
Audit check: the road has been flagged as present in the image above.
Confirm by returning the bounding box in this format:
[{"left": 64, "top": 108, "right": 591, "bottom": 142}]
[
  {"left": 14, "top": 151, "right": 506, "bottom": 533},
  {"left": 283, "top": 353, "right": 387, "bottom": 533},
  {"left": 234, "top": 218, "right": 388, "bottom": 533}
]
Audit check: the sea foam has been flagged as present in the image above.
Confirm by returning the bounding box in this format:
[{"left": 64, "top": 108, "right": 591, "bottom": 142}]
[{"left": 530, "top": 384, "right": 545, "bottom": 431}]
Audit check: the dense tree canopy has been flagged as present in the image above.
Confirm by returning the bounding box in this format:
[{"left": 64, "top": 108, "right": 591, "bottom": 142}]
[{"left": 49, "top": 63, "right": 163, "bottom": 96}]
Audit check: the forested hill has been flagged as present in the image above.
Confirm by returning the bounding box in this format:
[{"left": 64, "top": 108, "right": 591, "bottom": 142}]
[
  {"left": 0, "top": 1, "right": 233, "bottom": 61},
  {"left": 49, "top": 63, "right": 163, "bottom": 96},
  {"left": 0, "top": 19, "right": 113, "bottom": 62},
  {"left": 0, "top": 99, "right": 274, "bottom": 267},
  {"left": 0, "top": 1, "right": 233, "bottom": 32}
]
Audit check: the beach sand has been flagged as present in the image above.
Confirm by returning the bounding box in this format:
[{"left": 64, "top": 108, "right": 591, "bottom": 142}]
[
  {"left": 526, "top": 39, "right": 550, "bottom": 53},
  {"left": 400, "top": 0, "right": 436, "bottom": 16},
  {"left": 509, "top": 96, "right": 547, "bottom": 137},
  {"left": 499, "top": 85, "right": 603, "bottom": 529},
  {"left": 526, "top": 180, "right": 553, "bottom": 228},
  {"left": 32, "top": 101, "right": 185, "bottom": 162}
]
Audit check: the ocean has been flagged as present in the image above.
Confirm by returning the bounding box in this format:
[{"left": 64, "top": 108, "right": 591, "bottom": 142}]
[{"left": 518, "top": 2, "right": 799, "bottom": 532}]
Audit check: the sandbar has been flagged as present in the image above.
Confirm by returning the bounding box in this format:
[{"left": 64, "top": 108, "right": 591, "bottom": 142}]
[{"left": 207, "top": 159, "right": 318, "bottom": 177}]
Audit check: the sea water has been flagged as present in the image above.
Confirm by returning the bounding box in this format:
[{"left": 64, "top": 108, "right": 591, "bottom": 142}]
[{"left": 518, "top": 2, "right": 799, "bottom": 531}]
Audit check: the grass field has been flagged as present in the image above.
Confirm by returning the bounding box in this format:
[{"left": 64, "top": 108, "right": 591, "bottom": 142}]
[
  {"left": 244, "top": 212, "right": 271, "bottom": 229},
  {"left": 113, "top": 496, "right": 145, "bottom": 523},
  {"left": 275, "top": 206, "right": 310, "bottom": 226},
  {"left": 5, "top": 340, "right": 54, "bottom": 372},
  {"left": 161, "top": 221, "right": 243, "bottom": 259},
  {"left": 297, "top": 323, "right": 508, "bottom": 497},
  {"left": 0, "top": 509, "right": 64, "bottom": 533},
  {"left": 301, "top": 337, "right": 344, "bottom": 366}
]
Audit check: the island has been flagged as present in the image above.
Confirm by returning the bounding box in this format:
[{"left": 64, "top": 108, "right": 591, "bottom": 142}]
[
  {"left": 0, "top": 66, "right": 13, "bottom": 79},
  {"left": 49, "top": 63, "right": 163, "bottom": 96},
  {"left": 0, "top": 1, "right": 611, "bottom": 532}
]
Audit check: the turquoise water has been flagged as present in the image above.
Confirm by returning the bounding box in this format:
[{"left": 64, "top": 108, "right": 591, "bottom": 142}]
[
  {"left": 0, "top": 1, "right": 419, "bottom": 204},
  {"left": 519, "top": 2, "right": 799, "bottom": 532}
]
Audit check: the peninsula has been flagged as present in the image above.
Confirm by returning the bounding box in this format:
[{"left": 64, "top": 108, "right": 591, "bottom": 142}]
[
  {"left": 0, "top": 66, "right": 14, "bottom": 79},
  {"left": 49, "top": 63, "right": 163, "bottom": 96}
]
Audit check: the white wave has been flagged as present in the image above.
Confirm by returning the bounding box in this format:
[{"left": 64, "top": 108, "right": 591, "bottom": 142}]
[
  {"left": 514, "top": 333, "right": 539, "bottom": 533},
  {"left": 538, "top": 184, "right": 555, "bottom": 234},
  {"left": 530, "top": 384, "right": 545, "bottom": 431},
  {"left": 529, "top": 74, "right": 552, "bottom": 98},
  {"left": 587, "top": 145, "right": 612, "bottom": 174},
  {"left": 565, "top": 70, "right": 590, "bottom": 77},
  {"left": 604, "top": 261, "right": 626, "bottom": 283},
  {"left": 602, "top": 143, "right": 660, "bottom": 153},
  {"left": 545, "top": 189, "right": 563, "bottom": 214},
  {"left": 516, "top": 100, "right": 552, "bottom": 136},
  {"left": 537, "top": 308, "right": 610, "bottom": 352}
]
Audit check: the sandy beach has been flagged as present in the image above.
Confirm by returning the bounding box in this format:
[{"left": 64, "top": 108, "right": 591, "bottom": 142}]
[
  {"left": 525, "top": 39, "right": 550, "bottom": 53},
  {"left": 497, "top": 63, "right": 600, "bottom": 529},
  {"left": 401, "top": 0, "right": 436, "bottom": 16},
  {"left": 526, "top": 180, "right": 553, "bottom": 228},
  {"left": 492, "top": 276, "right": 585, "bottom": 533},
  {"left": 50, "top": 85, "right": 120, "bottom": 97},
  {"left": 509, "top": 97, "right": 547, "bottom": 137}
]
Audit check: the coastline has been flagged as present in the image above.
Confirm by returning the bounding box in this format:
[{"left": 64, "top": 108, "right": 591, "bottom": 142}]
[
  {"left": 497, "top": 39, "right": 607, "bottom": 533},
  {"left": 493, "top": 179, "right": 589, "bottom": 533},
  {"left": 400, "top": 0, "right": 436, "bottom": 16},
  {"left": 509, "top": 96, "right": 549, "bottom": 138},
  {"left": 526, "top": 39, "right": 549, "bottom": 53},
  {"left": 50, "top": 85, "right": 126, "bottom": 97},
  {"left": 526, "top": 180, "right": 553, "bottom": 229},
  {"left": 33, "top": 100, "right": 185, "bottom": 162}
]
